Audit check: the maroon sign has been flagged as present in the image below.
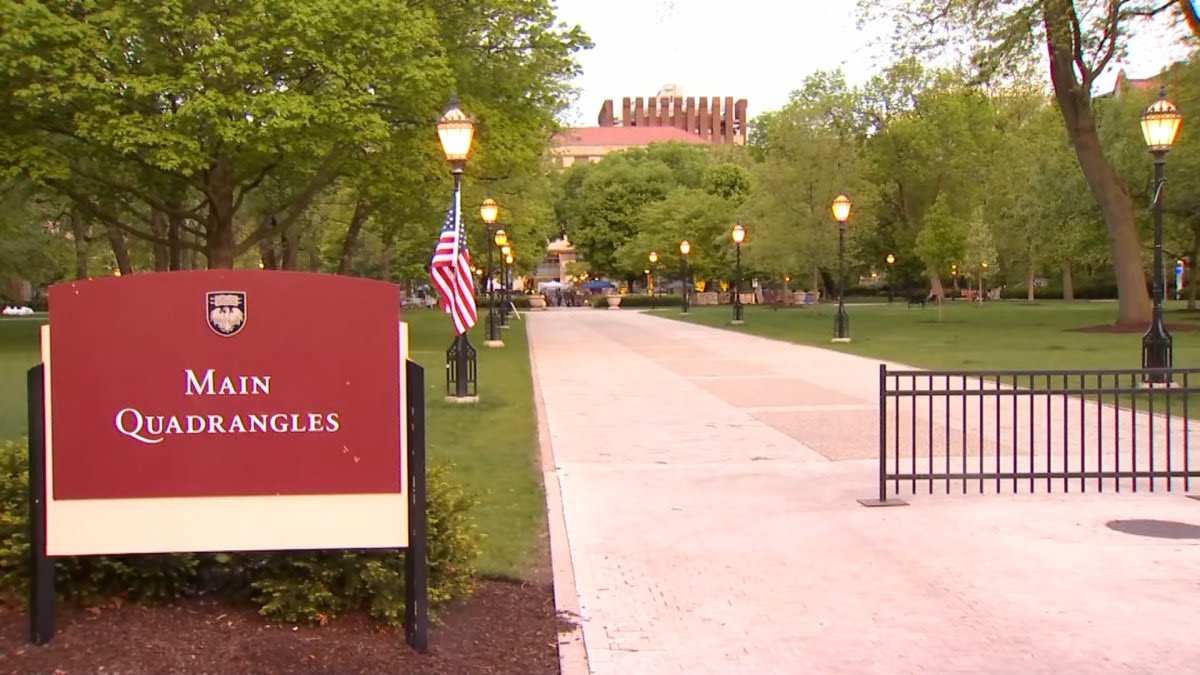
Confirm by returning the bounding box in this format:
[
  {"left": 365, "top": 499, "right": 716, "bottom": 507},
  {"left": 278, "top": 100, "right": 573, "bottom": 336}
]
[{"left": 47, "top": 271, "right": 402, "bottom": 500}]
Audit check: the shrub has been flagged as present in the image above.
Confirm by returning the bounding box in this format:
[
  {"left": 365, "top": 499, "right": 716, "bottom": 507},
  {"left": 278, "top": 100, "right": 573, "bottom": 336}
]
[
  {"left": 243, "top": 464, "right": 480, "bottom": 625},
  {"left": 0, "top": 439, "right": 30, "bottom": 600},
  {"left": 0, "top": 439, "right": 480, "bottom": 626},
  {"left": 591, "top": 294, "right": 683, "bottom": 308},
  {"left": 844, "top": 285, "right": 886, "bottom": 298}
]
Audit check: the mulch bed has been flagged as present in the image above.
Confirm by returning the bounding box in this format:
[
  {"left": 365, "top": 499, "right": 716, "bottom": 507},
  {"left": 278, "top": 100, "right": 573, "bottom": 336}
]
[
  {"left": 1071, "top": 322, "right": 1200, "bottom": 333},
  {"left": 0, "top": 578, "right": 567, "bottom": 674}
]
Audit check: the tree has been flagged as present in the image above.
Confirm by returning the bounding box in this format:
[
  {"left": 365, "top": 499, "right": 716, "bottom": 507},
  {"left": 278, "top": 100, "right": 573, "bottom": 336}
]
[
  {"left": 614, "top": 187, "right": 737, "bottom": 282},
  {"left": 915, "top": 197, "right": 968, "bottom": 285},
  {"left": 0, "top": 184, "right": 76, "bottom": 291},
  {"left": 983, "top": 86, "right": 1107, "bottom": 300},
  {"left": 556, "top": 143, "right": 714, "bottom": 277},
  {"left": 744, "top": 71, "right": 866, "bottom": 296},
  {"left": 862, "top": 0, "right": 1193, "bottom": 324},
  {"left": 860, "top": 63, "right": 1000, "bottom": 299},
  {"left": 0, "top": 0, "right": 588, "bottom": 270}
]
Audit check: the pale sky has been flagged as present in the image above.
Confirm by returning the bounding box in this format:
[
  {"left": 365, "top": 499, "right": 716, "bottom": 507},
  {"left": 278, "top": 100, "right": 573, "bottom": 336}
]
[{"left": 551, "top": 0, "right": 1195, "bottom": 126}]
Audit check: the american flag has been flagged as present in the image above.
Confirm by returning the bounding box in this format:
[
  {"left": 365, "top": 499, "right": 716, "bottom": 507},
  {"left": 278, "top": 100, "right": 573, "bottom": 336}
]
[{"left": 429, "top": 199, "right": 477, "bottom": 334}]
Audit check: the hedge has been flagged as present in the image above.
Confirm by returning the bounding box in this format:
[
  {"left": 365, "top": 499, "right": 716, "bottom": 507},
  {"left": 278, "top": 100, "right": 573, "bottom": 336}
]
[
  {"left": 590, "top": 294, "right": 684, "bottom": 309},
  {"left": 0, "top": 438, "right": 480, "bottom": 625}
]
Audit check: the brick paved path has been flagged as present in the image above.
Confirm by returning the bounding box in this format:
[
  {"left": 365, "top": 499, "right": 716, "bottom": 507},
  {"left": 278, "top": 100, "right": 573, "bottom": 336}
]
[{"left": 529, "top": 309, "right": 1200, "bottom": 674}]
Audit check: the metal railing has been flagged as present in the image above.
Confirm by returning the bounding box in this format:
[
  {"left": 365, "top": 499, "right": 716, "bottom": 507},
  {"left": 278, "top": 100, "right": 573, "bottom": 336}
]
[{"left": 866, "top": 365, "right": 1200, "bottom": 505}]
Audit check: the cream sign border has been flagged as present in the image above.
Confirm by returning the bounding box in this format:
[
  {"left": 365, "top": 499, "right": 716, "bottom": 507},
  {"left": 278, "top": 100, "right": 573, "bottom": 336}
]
[{"left": 40, "top": 323, "right": 410, "bottom": 556}]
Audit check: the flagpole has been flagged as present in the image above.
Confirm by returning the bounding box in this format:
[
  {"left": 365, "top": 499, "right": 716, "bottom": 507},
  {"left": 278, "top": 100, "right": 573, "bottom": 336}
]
[
  {"left": 437, "top": 98, "right": 478, "bottom": 402},
  {"left": 451, "top": 164, "right": 470, "bottom": 399}
]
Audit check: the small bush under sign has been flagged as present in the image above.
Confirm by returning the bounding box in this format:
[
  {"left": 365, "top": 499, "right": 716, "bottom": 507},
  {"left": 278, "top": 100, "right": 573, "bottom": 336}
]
[{"left": 0, "top": 439, "right": 480, "bottom": 625}]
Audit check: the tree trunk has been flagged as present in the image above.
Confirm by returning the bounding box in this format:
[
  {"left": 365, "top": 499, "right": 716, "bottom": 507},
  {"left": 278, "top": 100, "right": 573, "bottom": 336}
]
[
  {"left": 69, "top": 210, "right": 90, "bottom": 280},
  {"left": 188, "top": 233, "right": 203, "bottom": 269},
  {"left": 1062, "top": 261, "right": 1074, "bottom": 300},
  {"left": 205, "top": 156, "right": 237, "bottom": 268},
  {"left": 105, "top": 225, "right": 133, "bottom": 275},
  {"left": 168, "top": 214, "right": 184, "bottom": 270},
  {"left": 927, "top": 265, "right": 945, "bottom": 300},
  {"left": 1027, "top": 265, "right": 1036, "bottom": 302},
  {"left": 151, "top": 210, "right": 170, "bottom": 271},
  {"left": 381, "top": 233, "right": 396, "bottom": 282},
  {"left": 306, "top": 243, "right": 321, "bottom": 272},
  {"left": 280, "top": 230, "right": 301, "bottom": 270},
  {"left": 259, "top": 239, "right": 278, "bottom": 270},
  {"left": 1181, "top": 0, "right": 1200, "bottom": 39},
  {"left": 336, "top": 200, "right": 371, "bottom": 275},
  {"left": 1043, "top": 2, "right": 1150, "bottom": 324}
]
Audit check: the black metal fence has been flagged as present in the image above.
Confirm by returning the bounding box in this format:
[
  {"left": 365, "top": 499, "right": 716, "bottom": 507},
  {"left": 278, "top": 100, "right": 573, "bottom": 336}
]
[{"left": 866, "top": 365, "right": 1200, "bottom": 505}]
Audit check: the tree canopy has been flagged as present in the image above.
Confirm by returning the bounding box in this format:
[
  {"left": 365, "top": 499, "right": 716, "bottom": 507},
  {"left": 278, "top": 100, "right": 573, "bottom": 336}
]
[
  {"left": 0, "top": 0, "right": 589, "bottom": 273},
  {"left": 859, "top": 0, "right": 1196, "bottom": 323}
]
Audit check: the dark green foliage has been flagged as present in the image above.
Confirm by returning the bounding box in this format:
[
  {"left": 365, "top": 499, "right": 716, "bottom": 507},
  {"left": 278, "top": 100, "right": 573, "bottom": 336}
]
[
  {"left": 0, "top": 440, "right": 480, "bottom": 626},
  {"left": 0, "top": 439, "right": 29, "bottom": 598},
  {"left": 244, "top": 464, "right": 479, "bottom": 625}
]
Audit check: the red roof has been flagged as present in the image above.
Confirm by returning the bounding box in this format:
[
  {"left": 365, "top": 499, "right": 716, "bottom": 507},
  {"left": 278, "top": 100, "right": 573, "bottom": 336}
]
[
  {"left": 1113, "top": 69, "right": 1161, "bottom": 95},
  {"left": 553, "top": 126, "right": 708, "bottom": 147}
]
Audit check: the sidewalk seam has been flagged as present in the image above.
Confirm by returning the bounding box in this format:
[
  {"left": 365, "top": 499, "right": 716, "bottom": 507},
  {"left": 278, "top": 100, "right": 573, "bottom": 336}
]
[{"left": 527, "top": 319, "right": 590, "bottom": 675}]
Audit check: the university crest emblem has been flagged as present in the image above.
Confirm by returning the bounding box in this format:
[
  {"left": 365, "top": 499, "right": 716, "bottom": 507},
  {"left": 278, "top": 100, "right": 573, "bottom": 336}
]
[{"left": 206, "top": 291, "right": 247, "bottom": 337}]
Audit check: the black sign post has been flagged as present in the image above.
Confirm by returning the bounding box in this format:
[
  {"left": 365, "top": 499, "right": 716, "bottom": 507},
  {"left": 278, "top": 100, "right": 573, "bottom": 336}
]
[
  {"left": 404, "top": 360, "right": 429, "bottom": 652},
  {"left": 27, "top": 364, "right": 54, "bottom": 645}
]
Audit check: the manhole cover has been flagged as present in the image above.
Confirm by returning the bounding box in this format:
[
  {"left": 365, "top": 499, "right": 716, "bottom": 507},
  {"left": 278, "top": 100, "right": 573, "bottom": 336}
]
[{"left": 1105, "top": 519, "right": 1200, "bottom": 539}]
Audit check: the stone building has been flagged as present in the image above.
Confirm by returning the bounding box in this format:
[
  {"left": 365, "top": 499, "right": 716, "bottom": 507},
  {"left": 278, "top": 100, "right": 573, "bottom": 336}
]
[
  {"left": 595, "top": 88, "right": 748, "bottom": 146},
  {"left": 551, "top": 125, "right": 709, "bottom": 168}
]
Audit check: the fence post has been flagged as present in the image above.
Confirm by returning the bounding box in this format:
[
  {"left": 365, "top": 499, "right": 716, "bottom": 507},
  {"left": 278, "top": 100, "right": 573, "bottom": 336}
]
[
  {"left": 859, "top": 364, "right": 907, "bottom": 507},
  {"left": 879, "top": 363, "right": 887, "bottom": 502}
]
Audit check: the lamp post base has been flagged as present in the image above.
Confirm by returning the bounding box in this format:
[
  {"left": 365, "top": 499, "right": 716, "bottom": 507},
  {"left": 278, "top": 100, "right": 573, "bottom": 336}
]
[
  {"left": 483, "top": 340, "right": 505, "bottom": 348},
  {"left": 833, "top": 303, "right": 850, "bottom": 342},
  {"left": 1141, "top": 319, "right": 1173, "bottom": 384},
  {"left": 443, "top": 395, "right": 480, "bottom": 404},
  {"left": 730, "top": 319, "right": 745, "bottom": 325}
]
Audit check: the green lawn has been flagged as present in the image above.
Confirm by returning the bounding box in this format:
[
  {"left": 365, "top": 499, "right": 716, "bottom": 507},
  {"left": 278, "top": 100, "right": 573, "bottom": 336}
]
[
  {"left": 0, "top": 311, "right": 545, "bottom": 581},
  {"left": 0, "top": 318, "right": 44, "bottom": 440},
  {"left": 402, "top": 309, "right": 544, "bottom": 581},
  {"left": 663, "top": 299, "right": 1200, "bottom": 371}
]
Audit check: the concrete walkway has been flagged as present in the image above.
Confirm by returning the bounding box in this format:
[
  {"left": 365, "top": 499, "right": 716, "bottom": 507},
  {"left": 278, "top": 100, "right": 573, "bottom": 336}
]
[{"left": 529, "top": 309, "right": 1200, "bottom": 674}]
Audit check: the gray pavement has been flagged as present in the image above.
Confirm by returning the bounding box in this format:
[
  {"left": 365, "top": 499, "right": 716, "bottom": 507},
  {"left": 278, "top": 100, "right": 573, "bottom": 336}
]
[{"left": 529, "top": 309, "right": 1200, "bottom": 675}]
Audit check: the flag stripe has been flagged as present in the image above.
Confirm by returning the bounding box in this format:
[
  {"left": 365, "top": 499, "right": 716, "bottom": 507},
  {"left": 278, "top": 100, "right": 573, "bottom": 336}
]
[{"left": 429, "top": 199, "right": 477, "bottom": 335}]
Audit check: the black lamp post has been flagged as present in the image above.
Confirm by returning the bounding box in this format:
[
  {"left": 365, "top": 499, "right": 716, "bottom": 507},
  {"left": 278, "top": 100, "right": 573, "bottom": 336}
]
[
  {"left": 680, "top": 240, "right": 691, "bottom": 314},
  {"left": 832, "top": 195, "right": 851, "bottom": 342},
  {"left": 481, "top": 199, "right": 504, "bottom": 347},
  {"left": 1140, "top": 87, "right": 1184, "bottom": 384},
  {"left": 649, "top": 251, "right": 658, "bottom": 309},
  {"left": 499, "top": 244, "right": 511, "bottom": 327},
  {"left": 504, "top": 251, "right": 514, "bottom": 327},
  {"left": 731, "top": 223, "right": 745, "bottom": 324},
  {"left": 436, "top": 99, "right": 476, "bottom": 399},
  {"left": 885, "top": 253, "right": 895, "bottom": 303}
]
